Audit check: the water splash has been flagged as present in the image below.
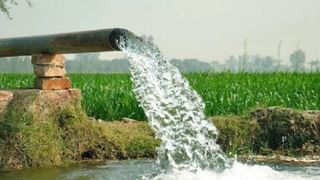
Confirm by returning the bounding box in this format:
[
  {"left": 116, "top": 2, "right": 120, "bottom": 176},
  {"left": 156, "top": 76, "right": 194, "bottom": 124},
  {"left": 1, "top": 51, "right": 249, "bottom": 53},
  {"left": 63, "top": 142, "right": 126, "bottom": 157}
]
[
  {"left": 118, "top": 36, "right": 230, "bottom": 172},
  {"left": 115, "top": 35, "right": 317, "bottom": 180},
  {"left": 150, "top": 162, "right": 314, "bottom": 180}
]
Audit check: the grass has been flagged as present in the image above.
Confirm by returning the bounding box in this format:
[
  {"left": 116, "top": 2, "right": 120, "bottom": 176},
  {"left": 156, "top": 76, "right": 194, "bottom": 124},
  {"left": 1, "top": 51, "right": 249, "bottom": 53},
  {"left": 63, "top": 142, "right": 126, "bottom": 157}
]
[
  {"left": 0, "top": 101, "right": 159, "bottom": 169},
  {"left": 212, "top": 116, "right": 258, "bottom": 156},
  {"left": 0, "top": 72, "right": 319, "bottom": 120}
]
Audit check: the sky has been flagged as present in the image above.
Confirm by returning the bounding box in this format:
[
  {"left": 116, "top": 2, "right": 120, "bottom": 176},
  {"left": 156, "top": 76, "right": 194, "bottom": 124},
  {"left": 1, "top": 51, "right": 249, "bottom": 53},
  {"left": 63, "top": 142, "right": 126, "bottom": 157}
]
[{"left": 0, "top": 0, "right": 319, "bottom": 63}]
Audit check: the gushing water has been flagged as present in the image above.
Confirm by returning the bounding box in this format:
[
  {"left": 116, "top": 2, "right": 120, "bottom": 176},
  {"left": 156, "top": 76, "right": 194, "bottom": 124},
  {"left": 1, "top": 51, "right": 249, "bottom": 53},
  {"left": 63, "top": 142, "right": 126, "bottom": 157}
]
[
  {"left": 118, "top": 36, "right": 230, "bottom": 172},
  {"left": 117, "top": 36, "right": 317, "bottom": 180}
]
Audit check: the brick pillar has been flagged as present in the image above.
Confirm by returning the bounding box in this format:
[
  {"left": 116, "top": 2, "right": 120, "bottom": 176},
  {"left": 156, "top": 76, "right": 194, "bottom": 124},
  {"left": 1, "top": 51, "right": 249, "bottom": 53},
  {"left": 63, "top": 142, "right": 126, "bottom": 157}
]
[{"left": 32, "top": 54, "right": 72, "bottom": 90}]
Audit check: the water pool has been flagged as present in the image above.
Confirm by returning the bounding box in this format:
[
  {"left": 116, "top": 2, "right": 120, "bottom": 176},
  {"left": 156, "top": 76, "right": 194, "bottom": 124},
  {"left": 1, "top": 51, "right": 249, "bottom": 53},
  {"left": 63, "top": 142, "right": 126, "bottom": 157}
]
[{"left": 0, "top": 160, "right": 319, "bottom": 180}]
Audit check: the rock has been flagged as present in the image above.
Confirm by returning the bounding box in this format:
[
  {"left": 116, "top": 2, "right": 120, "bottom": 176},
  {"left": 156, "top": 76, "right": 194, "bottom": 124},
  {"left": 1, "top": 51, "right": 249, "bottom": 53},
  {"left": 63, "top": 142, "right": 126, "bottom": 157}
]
[
  {"left": 33, "top": 64, "right": 66, "bottom": 77},
  {"left": 31, "top": 54, "right": 65, "bottom": 67},
  {"left": 35, "top": 78, "right": 72, "bottom": 90}
]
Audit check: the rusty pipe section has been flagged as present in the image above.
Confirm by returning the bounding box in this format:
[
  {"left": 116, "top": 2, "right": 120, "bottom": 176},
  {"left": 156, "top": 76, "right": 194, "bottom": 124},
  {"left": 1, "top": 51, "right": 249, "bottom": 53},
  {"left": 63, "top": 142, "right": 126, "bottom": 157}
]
[{"left": 0, "top": 28, "right": 134, "bottom": 57}]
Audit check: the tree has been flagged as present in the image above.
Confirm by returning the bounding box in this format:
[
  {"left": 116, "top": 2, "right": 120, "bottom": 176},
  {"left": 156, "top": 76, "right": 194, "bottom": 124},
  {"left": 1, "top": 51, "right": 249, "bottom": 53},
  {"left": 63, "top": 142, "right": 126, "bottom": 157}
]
[
  {"left": 309, "top": 59, "right": 320, "bottom": 72},
  {"left": 224, "top": 56, "right": 237, "bottom": 71},
  {"left": 290, "top": 49, "right": 306, "bottom": 71},
  {"left": 71, "top": 53, "right": 100, "bottom": 72},
  {"left": 0, "top": 0, "right": 32, "bottom": 18},
  {"left": 250, "top": 55, "right": 275, "bottom": 72}
]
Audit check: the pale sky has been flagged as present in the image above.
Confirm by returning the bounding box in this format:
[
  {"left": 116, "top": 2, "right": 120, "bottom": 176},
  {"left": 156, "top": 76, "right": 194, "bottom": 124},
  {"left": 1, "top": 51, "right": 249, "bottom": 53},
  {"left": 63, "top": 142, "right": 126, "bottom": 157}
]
[{"left": 0, "top": 0, "right": 319, "bottom": 63}]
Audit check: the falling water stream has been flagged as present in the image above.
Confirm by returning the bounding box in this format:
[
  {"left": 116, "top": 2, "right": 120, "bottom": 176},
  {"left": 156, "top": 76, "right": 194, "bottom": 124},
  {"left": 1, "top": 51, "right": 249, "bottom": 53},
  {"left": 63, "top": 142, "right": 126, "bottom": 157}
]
[
  {"left": 117, "top": 36, "right": 319, "bottom": 180},
  {"left": 119, "top": 35, "right": 229, "bottom": 172}
]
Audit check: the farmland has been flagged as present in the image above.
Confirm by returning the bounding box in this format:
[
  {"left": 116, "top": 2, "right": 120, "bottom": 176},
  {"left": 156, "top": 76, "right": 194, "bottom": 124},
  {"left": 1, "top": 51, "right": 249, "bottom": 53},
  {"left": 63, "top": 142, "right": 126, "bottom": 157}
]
[{"left": 0, "top": 72, "right": 319, "bottom": 121}]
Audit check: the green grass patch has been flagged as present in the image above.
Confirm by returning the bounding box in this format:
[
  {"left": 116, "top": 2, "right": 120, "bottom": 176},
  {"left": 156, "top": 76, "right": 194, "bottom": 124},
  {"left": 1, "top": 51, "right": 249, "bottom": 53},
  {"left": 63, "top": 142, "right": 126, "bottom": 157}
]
[
  {"left": 0, "top": 72, "right": 319, "bottom": 121},
  {"left": 0, "top": 103, "right": 159, "bottom": 170}
]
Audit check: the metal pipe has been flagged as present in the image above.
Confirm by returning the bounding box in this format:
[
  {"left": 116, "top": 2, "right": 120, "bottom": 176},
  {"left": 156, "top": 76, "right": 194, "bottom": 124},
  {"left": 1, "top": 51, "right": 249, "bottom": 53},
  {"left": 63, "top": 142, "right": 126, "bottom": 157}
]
[{"left": 0, "top": 28, "right": 133, "bottom": 57}]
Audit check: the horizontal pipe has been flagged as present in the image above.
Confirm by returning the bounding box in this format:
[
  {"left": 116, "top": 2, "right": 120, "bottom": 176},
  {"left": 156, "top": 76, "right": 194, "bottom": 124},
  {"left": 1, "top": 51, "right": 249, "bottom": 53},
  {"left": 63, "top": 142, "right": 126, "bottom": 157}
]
[{"left": 0, "top": 28, "right": 133, "bottom": 57}]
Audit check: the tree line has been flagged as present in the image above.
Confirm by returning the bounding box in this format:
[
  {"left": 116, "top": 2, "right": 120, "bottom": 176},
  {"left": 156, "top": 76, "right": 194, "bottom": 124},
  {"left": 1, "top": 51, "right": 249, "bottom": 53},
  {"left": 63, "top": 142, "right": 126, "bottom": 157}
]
[{"left": 0, "top": 49, "right": 319, "bottom": 73}]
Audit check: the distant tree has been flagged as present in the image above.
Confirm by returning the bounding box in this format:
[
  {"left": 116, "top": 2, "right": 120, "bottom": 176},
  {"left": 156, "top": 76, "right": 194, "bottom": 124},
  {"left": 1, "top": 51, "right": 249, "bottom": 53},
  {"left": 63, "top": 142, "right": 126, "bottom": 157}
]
[
  {"left": 66, "top": 54, "right": 130, "bottom": 73},
  {"left": 184, "top": 59, "right": 213, "bottom": 72},
  {"left": 170, "top": 59, "right": 213, "bottom": 72},
  {"left": 0, "top": 56, "right": 32, "bottom": 72},
  {"left": 74, "top": 53, "right": 100, "bottom": 61},
  {"left": 262, "top": 56, "right": 275, "bottom": 71},
  {"left": 224, "top": 56, "right": 238, "bottom": 71},
  {"left": 290, "top": 49, "right": 306, "bottom": 71},
  {"left": 70, "top": 53, "right": 100, "bottom": 72},
  {"left": 210, "top": 61, "right": 222, "bottom": 72},
  {"left": 238, "top": 55, "right": 250, "bottom": 72},
  {"left": 250, "top": 55, "right": 275, "bottom": 72},
  {"left": 309, "top": 59, "right": 320, "bottom": 72},
  {"left": 0, "top": 0, "right": 32, "bottom": 18}
]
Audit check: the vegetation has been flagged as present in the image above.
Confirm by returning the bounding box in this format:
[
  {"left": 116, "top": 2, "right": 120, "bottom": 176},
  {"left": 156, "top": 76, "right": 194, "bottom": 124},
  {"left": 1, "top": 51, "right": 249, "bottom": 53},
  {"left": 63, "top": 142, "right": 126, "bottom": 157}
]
[
  {"left": 0, "top": 0, "right": 32, "bottom": 18},
  {"left": 1, "top": 103, "right": 318, "bottom": 169},
  {"left": 0, "top": 100, "right": 158, "bottom": 169},
  {"left": 0, "top": 72, "right": 319, "bottom": 169},
  {"left": 213, "top": 107, "right": 320, "bottom": 157},
  {"left": 1, "top": 51, "right": 319, "bottom": 73},
  {"left": 290, "top": 49, "right": 306, "bottom": 71},
  {"left": 0, "top": 72, "right": 319, "bottom": 121},
  {"left": 212, "top": 116, "right": 258, "bottom": 156}
]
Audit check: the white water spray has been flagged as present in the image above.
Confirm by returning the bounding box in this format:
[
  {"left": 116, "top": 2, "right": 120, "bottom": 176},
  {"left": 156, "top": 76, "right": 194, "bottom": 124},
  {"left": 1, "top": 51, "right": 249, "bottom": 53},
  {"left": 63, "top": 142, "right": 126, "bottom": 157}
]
[
  {"left": 117, "top": 36, "right": 317, "bottom": 180},
  {"left": 119, "top": 36, "right": 229, "bottom": 172}
]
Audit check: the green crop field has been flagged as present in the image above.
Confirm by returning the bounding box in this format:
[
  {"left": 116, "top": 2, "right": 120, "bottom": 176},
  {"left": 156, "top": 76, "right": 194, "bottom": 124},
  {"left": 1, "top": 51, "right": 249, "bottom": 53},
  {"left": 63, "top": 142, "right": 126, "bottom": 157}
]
[{"left": 0, "top": 72, "right": 319, "bottom": 121}]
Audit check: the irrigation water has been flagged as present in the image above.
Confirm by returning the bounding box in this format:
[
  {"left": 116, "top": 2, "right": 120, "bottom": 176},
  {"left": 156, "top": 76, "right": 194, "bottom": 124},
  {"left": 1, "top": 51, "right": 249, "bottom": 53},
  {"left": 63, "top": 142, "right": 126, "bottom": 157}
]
[
  {"left": 119, "top": 36, "right": 230, "bottom": 172},
  {"left": 117, "top": 36, "right": 319, "bottom": 180}
]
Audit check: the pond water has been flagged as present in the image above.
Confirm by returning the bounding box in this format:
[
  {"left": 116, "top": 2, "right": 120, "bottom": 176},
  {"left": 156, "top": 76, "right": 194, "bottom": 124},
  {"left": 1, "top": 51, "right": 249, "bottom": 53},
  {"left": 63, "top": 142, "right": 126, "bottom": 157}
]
[{"left": 0, "top": 160, "right": 319, "bottom": 180}]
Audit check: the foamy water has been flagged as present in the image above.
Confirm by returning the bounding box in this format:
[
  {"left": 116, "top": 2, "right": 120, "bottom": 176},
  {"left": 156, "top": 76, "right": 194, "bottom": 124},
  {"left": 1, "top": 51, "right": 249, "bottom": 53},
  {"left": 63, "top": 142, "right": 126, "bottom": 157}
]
[
  {"left": 118, "top": 35, "right": 319, "bottom": 180},
  {"left": 119, "top": 35, "right": 229, "bottom": 172},
  {"left": 152, "top": 162, "right": 315, "bottom": 180}
]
